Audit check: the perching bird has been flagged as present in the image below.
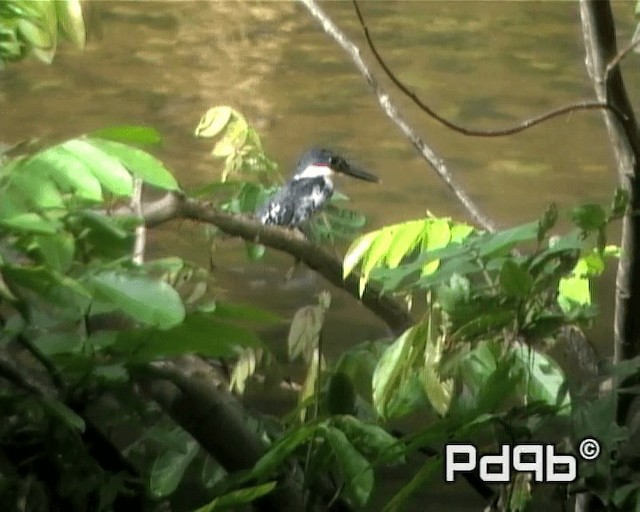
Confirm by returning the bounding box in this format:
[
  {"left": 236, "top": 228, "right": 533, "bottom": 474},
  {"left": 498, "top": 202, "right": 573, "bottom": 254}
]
[{"left": 256, "top": 147, "right": 379, "bottom": 227}]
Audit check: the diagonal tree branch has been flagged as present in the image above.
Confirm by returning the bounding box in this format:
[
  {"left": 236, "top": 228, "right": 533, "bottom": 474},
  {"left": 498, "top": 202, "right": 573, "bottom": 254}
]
[
  {"left": 113, "top": 192, "right": 414, "bottom": 335},
  {"left": 297, "top": 0, "right": 496, "bottom": 232}
]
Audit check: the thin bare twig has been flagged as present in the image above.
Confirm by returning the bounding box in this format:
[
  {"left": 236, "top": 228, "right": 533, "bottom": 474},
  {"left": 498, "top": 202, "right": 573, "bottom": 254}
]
[
  {"left": 605, "top": 33, "right": 640, "bottom": 83},
  {"left": 352, "top": 0, "right": 626, "bottom": 136},
  {"left": 297, "top": 0, "right": 496, "bottom": 232},
  {"left": 131, "top": 178, "right": 145, "bottom": 265}
]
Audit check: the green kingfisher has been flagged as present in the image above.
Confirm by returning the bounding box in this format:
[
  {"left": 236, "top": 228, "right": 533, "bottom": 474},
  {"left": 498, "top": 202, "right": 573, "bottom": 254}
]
[{"left": 256, "top": 147, "right": 380, "bottom": 227}]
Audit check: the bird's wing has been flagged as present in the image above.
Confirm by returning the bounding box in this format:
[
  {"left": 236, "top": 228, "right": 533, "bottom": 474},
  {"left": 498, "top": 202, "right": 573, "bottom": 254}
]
[{"left": 256, "top": 177, "right": 333, "bottom": 226}]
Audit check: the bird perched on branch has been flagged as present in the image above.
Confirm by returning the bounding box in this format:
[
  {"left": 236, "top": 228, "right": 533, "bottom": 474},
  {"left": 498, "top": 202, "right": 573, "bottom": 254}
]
[{"left": 256, "top": 147, "right": 379, "bottom": 227}]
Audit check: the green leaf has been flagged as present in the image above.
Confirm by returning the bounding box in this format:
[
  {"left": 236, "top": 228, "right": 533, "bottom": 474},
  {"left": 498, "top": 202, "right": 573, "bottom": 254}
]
[
  {"left": 84, "top": 270, "right": 185, "bottom": 329},
  {"left": 26, "top": 147, "right": 103, "bottom": 202},
  {"left": 194, "top": 482, "right": 277, "bottom": 511},
  {"left": 41, "top": 397, "right": 85, "bottom": 432},
  {"left": 149, "top": 436, "right": 199, "bottom": 498},
  {"left": 324, "top": 426, "right": 374, "bottom": 507},
  {"left": 3, "top": 265, "right": 91, "bottom": 312},
  {"left": 511, "top": 345, "right": 570, "bottom": 412},
  {"left": 570, "top": 204, "right": 607, "bottom": 231},
  {"left": 333, "top": 416, "right": 404, "bottom": 464},
  {"left": 32, "top": 332, "right": 82, "bottom": 355},
  {"left": 478, "top": 221, "right": 539, "bottom": 257},
  {"left": 87, "top": 138, "right": 179, "bottom": 190},
  {"left": 114, "top": 312, "right": 262, "bottom": 361},
  {"left": 90, "top": 125, "right": 162, "bottom": 145},
  {"left": 33, "top": 232, "right": 75, "bottom": 272},
  {"left": 252, "top": 424, "right": 318, "bottom": 477},
  {"left": 61, "top": 139, "right": 134, "bottom": 196},
  {"left": 499, "top": 260, "right": 533, "bottom": 298}
]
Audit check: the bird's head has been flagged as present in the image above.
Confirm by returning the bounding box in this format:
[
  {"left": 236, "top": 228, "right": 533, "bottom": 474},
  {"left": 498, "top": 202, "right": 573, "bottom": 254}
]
[{"left": 293, "top": 147, "right": 380, "bottom": 183}]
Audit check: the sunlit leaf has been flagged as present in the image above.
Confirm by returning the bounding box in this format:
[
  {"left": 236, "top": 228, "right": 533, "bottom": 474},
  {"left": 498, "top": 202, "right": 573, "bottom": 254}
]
[
  {"left": 343, "top": 231, "right": 378, "bottom": 279},
  {"left": 87, "top": 138, "right": 179, "bottom": 191},
  {"left": 195, "top": 106, "right": 233, "bottom": 138},
  {"left": 61, "top": 139, "right": 134, "bottom": 196}
]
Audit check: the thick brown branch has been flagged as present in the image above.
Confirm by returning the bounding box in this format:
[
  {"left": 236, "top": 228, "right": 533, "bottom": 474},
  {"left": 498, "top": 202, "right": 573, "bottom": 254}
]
[
  {"left": 297, "top": 0, "right": 496, "bottom": 232},
  {"left": 118, "top": 193, "right": 413, "bottom": 335}
]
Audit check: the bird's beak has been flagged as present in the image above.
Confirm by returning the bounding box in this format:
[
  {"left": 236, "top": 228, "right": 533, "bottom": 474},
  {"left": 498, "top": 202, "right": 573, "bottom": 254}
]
[{"left": 333, "top": 159, "right": 380, "bottom": 183}]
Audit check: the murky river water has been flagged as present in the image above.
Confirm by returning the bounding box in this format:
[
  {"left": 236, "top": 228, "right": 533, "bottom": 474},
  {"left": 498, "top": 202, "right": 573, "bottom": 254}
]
[{"left": 1, "top": 1, "right": 638, "bottom": 509}]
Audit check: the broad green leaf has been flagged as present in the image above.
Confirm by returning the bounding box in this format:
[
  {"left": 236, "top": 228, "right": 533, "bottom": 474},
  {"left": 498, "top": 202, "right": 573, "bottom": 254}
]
[
  {"left": 499, "top": 260, "right": 533, "bottom": 298},
  {"left": 333, "top": 416, "right": 404, "bottom": 464},
  {"left": 324, "top": 426, "right": 373, "bottom": 507},
  {"left": 41, "top": 397, "right": 85, "bottom": 432},
  {"left": 61, "top": 139, "right": 134, "bottom": 196},
  {"left": 32, "top": 332, "right": 82, "bottom": 355},
  {"left": 10, "top": 170, "right": 65, "bottom": 209},
  {"left": 511, "top": 345, "right": 570, "bottom": 412},
  {"left": 33, "top": 232, "right": 75, "bottom": 272},
  {"left": 195, "top": 106, "right": 233, "bottom": 138},
  {"left": 87, "top": 138, "right": 179, "bottom": 191},
  {"left": 114, "top": 313, "right": 262, "bottom": 361},
  {"left": 90, "top": 125, "right": 162, "bottom": 145},
  {"left": 478, "top": 221, "right": 538, "bottom": 257},
  {"left": 85, "top": 270, "right": 185, "bottom": 329},
  {"left": 149, "top": 437, "right": 199, "bottom": 498},
  {"left": 194, "top": 482, "right": 277, "bottom": 511},
  {"left": 26, "top": 147, "right": 103, "bottom": 201}
]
